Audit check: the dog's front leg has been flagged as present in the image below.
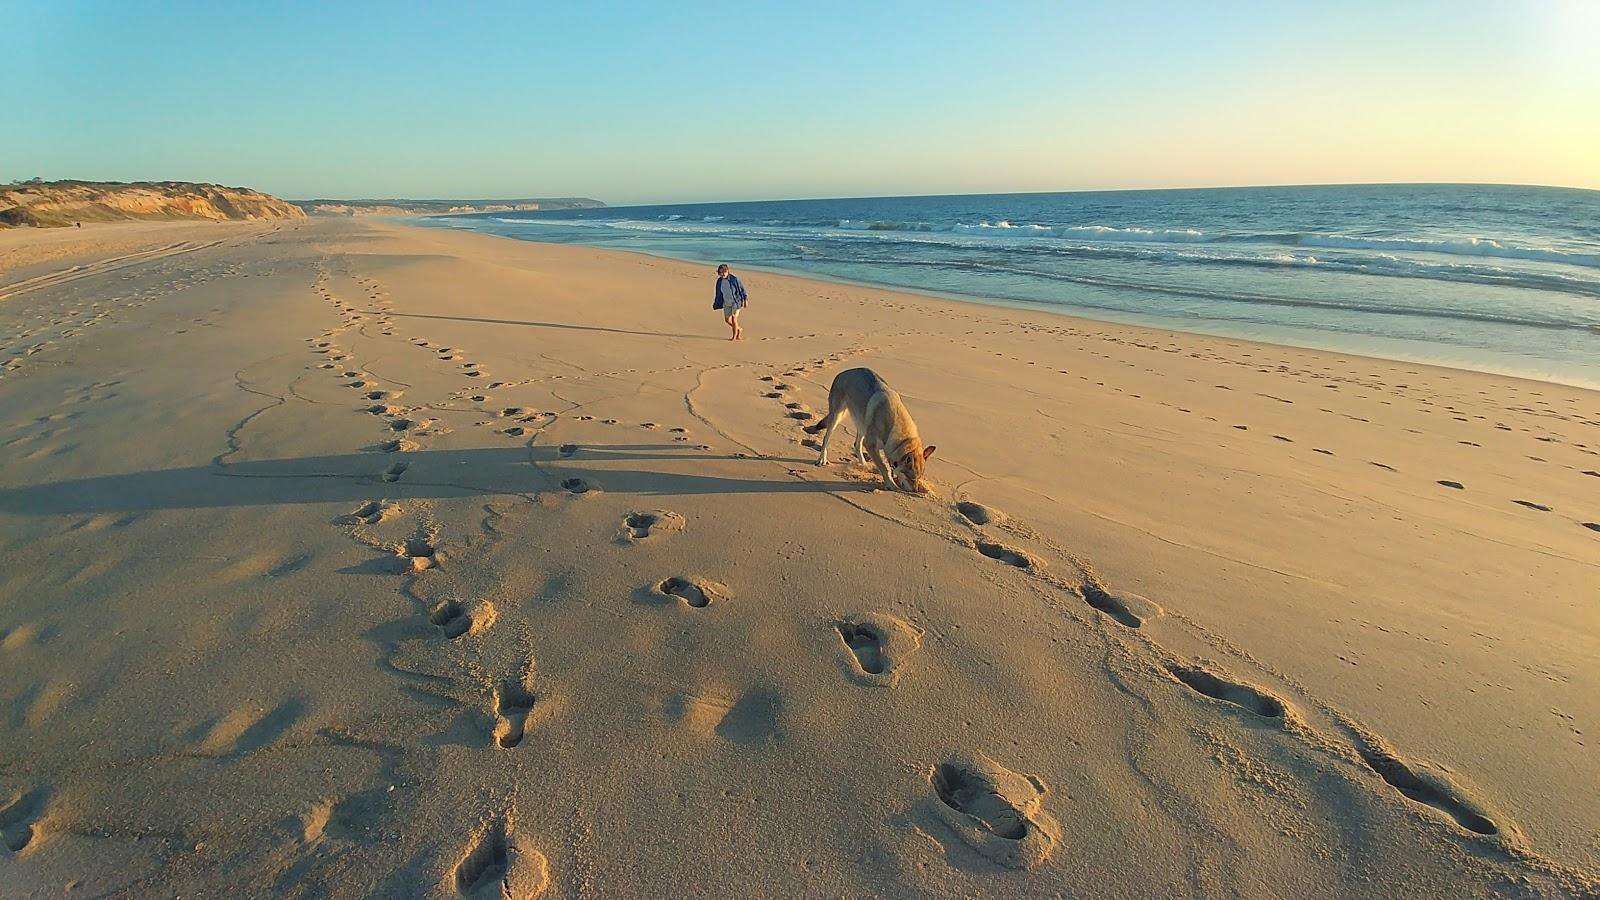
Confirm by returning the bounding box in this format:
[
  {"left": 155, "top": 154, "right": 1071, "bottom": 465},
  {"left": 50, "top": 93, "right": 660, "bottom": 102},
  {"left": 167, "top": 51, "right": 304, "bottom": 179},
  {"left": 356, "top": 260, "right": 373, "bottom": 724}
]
[{"left": 872, "top": 448, "right": 895, "bottom": 490}]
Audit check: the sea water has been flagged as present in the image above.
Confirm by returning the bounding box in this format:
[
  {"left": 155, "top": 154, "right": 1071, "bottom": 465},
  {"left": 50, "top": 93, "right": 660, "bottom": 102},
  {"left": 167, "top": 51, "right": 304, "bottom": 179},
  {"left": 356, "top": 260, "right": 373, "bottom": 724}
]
[{"left": 422, "top": 184, "right": 1600, "bottom": 388}]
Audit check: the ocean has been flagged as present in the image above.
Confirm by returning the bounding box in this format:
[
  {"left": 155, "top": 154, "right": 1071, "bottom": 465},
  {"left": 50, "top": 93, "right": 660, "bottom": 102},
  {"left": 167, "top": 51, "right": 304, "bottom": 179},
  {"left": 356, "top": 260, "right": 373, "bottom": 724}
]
[{"left": 420, "top": 184, "right": 1600, "bottom": 388}]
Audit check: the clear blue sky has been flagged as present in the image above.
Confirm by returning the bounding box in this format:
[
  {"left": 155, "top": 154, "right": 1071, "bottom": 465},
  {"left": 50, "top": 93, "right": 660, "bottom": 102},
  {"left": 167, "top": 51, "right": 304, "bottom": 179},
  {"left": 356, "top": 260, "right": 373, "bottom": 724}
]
[{"left": 6, "top": 0, "right": 1597, "bottom": 204}]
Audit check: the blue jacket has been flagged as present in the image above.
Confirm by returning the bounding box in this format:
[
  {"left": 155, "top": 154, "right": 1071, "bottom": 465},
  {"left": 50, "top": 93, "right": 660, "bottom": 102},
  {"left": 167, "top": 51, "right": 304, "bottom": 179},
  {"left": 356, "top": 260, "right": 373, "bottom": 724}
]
[{"left": 714, "top": 274, "right": 747, "bottom": 308}]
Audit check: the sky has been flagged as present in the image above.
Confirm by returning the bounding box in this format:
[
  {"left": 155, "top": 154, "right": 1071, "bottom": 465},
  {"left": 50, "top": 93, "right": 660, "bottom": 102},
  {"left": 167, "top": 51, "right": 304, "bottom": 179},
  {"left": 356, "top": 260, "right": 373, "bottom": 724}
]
[{"left": 6, "top": 0, "right": 1598, "bottom": 205}]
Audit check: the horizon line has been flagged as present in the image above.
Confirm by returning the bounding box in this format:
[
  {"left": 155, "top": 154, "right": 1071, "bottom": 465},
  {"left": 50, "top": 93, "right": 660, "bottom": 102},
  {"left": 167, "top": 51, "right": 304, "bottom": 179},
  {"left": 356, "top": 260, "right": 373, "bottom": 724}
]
[{"left": 291, "top": 179, "right": 1600, "bottom": 207}]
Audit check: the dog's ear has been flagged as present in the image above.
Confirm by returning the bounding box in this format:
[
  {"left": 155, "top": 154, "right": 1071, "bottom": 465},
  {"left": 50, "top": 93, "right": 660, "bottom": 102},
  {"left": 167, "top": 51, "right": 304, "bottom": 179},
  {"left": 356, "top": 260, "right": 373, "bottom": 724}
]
[{"left": 922, "top": 445, "right": 936, "bottom": 460}]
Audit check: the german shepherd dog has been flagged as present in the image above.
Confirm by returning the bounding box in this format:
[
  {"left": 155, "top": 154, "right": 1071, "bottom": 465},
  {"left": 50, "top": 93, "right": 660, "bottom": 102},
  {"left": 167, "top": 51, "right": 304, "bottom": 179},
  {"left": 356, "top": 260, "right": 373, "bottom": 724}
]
[{"left": 803, "top": 368, "right": 935, "bottom": 493}]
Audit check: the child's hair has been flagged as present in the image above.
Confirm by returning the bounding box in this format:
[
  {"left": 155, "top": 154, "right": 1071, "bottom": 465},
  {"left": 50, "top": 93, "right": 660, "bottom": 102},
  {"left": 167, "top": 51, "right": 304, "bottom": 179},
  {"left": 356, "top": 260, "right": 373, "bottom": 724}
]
[{"left": 716, "top": 263, "right": 729, "bottom": 274}]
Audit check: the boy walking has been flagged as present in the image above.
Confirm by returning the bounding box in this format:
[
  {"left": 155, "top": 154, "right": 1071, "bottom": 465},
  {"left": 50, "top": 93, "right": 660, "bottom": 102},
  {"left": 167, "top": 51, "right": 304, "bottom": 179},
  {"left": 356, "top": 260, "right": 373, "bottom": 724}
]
[{"left": 713, "top": 264, "right": 747, "bottom": 341}]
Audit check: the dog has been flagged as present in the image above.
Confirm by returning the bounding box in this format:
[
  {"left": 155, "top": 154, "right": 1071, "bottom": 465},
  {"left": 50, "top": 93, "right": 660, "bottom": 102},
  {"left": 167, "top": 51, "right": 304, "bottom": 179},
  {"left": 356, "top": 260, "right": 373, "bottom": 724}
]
[{"left": 803, "top": 368, "right": 935, "bottom": 493}]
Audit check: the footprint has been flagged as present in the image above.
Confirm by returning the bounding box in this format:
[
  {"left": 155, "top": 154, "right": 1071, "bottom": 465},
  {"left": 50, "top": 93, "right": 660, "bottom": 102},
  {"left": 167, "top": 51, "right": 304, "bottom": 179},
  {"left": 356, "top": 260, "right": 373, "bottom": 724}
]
[
  {"left": 655, "top": 575, "right": 725, "bottom": 608},
  {"left": 955, "top": 501, "right": 1003, "bottom": 527},
  {"left": 399, "top": 535, "right": 438, "bottom": 571},
  {"left": 453, "top": 818, "right": 549, "bottom": 898},
  {"left": 786, "top": 411, "right": 814, "bottom": 420},
  {"left": 382, "top": 461, "right": 409, "bottom": 483},
  {"left": 1, "top": 787, "right": 48, "bottom": 852},
  {"left": 784, "top": 402, "right": 804, "bottom": 410},
  {"left": 1511, "top": 499, "right": 1551, "bottom": 511},
  {"left": 1353, "top": 734, "right": 1498, "bottom": 835},
  {"left": 834, "top": 614, "right": 921, "bottom": 686},
  {"left": 430, "top": 598, "right": 495, "bottom": 639},
  {"left": 559, "top": 477, "right": 592, "bottom": 495},
  {"left": 388, "top": 419, "right": 414, "bottom": 431},
  {"left": 617, "top": 509, "right": 686, "bottom": 543},
  {"left": 975, "top": 541, "right": 1033, "bottom": 569},
  {"left": 558, "top": 443, "right": 578, "bottom": 457},
  {"left": 1164, "top": 661, "right": 1287, "bottom": 720},
  {"left": 1580, "top": 523, "right": 1599, "bottom": 533},
  {"left": 837, "top": 622, "right": 885, "bottom": 675},
  {"left": 380, "top": 438, "right": 419, "bottom": 453},
  {"left": 929, "top": 754, "right": 1058, "bottom": 870},
  {"left": 492, "top": 676, "right": 538, "bottom": 749},
  {"left": 1079, "top": 580, "right": 1145, "bottom": 628},
  {"left": 346, "top": 500, "right": 397, "bottom": 525},
  {"left": 1437, "top": 480, "right": 1464, "bottom": 490},
  {"left": 502, "top": 427, "right": 525, "bottom": 437}
]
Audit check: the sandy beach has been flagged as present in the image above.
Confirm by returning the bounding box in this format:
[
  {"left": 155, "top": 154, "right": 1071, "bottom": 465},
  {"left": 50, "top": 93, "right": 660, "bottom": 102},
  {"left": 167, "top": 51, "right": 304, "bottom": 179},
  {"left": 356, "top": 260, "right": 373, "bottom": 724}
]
[{"left": 1, "top": 217, "right": 1596, "bottom": 897}]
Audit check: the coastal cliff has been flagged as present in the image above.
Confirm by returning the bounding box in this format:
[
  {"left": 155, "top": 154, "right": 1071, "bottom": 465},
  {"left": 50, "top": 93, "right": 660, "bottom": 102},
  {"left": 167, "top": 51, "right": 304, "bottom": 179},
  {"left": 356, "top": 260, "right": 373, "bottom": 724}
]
[
  {"left": 0, "top": 181, "right": 306, "bottom": 227},
  {"left": 292, "top": 197, "right": 605, "bottom": 217}
]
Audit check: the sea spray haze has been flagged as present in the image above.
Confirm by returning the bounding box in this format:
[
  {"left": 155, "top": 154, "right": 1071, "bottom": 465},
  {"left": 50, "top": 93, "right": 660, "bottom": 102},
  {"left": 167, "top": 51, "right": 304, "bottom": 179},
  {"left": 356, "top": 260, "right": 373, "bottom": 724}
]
[{"left": 427, "top": 184, "right": 1600, "bottom": 387}]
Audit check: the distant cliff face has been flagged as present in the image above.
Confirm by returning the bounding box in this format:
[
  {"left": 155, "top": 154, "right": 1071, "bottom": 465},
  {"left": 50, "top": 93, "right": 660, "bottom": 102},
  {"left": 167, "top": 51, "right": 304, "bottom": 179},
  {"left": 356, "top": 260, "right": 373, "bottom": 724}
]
[
  {"left": 0, "top": 181, "right": 306, "bottom": 227},
  {"left": 291, "top": 198, "right": 606, "bottom": 217}
]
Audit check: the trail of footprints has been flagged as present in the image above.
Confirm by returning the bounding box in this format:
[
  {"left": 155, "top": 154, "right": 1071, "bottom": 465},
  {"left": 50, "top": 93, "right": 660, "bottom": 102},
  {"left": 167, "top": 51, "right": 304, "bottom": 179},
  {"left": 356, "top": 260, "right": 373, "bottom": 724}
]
[
  {"left": 297, "top": 287, "right": 1540, "bottom": 885},
  {"left": 755, "top": 361, "right": 1511, "bottom": 852}
]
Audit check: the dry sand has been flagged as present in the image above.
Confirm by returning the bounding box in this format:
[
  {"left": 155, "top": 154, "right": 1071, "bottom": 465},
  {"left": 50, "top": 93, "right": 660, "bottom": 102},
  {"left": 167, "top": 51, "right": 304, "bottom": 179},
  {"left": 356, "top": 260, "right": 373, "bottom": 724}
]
[{"left": 1, "top": 218, "right": 1596, "bottom": 897}]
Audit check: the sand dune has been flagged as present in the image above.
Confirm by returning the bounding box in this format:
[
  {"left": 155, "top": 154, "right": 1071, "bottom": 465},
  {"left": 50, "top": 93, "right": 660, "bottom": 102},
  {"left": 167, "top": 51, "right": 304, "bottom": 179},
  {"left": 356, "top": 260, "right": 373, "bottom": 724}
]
[{"left": 0, "top": 218, "right": 1595, "bottom": 897}]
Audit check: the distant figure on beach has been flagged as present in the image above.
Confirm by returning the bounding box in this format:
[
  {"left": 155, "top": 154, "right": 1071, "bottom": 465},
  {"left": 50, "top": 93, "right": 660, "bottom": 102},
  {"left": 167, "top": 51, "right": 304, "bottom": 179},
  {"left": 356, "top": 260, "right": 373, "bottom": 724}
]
[{"left": 713, "top": 263, "right": 747, "bottom": 340}]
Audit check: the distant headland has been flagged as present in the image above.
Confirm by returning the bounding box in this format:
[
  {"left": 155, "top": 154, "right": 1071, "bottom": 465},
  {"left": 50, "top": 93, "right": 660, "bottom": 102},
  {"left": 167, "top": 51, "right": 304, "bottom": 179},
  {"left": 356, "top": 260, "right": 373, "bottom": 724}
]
[
  {"left": 290, "top": 197, "right": 606, "bottom": 217},
  {"left": 0, "top": 180, "right": 605, "bottom": 228}
]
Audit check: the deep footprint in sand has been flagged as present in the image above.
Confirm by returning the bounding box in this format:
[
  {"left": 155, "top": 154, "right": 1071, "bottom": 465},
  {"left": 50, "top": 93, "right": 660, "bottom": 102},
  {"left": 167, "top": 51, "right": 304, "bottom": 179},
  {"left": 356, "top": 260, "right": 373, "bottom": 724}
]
[
  {"left": 430, "top": 598, "right": 495, "bottom": 639},
  {"left": 346, "top": 500, "right": 397, "bottom": 525},
  {"left": 1079, "top": 580, "right": 1149, "bottom": 628},
  {"left": 1164, "top": 661, "right": 1288, "bottom": 720},
  {"left": 930, "top": 755, "right": 1058, "bottom": 869},
  {"left": 838, "top": 623, "right": 885, "bottom": 674},
  {"left": 398, "top": 535, "right": 438, "bottom": 571},
  {"left": 1, "top": 787, "right": 49, "bottom": 852},
  {"left": 558, "top": 443, "right": 578, "bottom": 458},
  {"left": 655, "top": 575, "right": 725, "bottom": 608},
  {"left": 1353, "top": 733, "right": 1498, "bottom": 835},
  {"left": 492, "top": 677, "right": 539, "bottom": 749},
  {"left": 976, "top": 540, "right": 1034, "bottom": 569},
  {"left": 453, "top": 818, "right": 549, "bottom": 898},
  {"left": 382, "top": 461, "right": 409, "bottom": 483},
  {"left": 955, "top": 500, "right": 1004, "bottom": 527},
  {"left": 834, "top": 614, "right": 922, "bottom": 686},
  {"left": 559, "top": 477, "right": 593, "bottom": 495},
  {"left": 1512, "top": 499, "right": 1552, "bottom": 511},
  {"left": 618, "top": 509, "right": 686, "bottom": 543}
]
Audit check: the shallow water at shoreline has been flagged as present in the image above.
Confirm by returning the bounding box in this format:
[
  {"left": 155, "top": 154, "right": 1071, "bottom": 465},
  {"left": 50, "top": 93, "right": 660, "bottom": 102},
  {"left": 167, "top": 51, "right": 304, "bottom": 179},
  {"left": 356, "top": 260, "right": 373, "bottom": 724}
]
[{"left": 422, "top": 184, "right": 1600, "bottom": 389}]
